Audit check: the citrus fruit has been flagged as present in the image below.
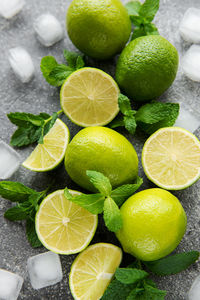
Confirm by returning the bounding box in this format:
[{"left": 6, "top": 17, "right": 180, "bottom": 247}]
[
  {"left": 22, "top": 119, "right": 69, "bottom": 172},
  {"left": 35, "top": 190, "right": 98, "bottom": 254},
  {"left": 66, "top": 0, "right": 131, "bottom": 60},
  {"left": 142, "top": 127, "right": 200, "bottom": 190},
  {"left": 115, "top": 35, "right": 179, "bottom": 102},
  {"left": 116, "top": 188, "right": 187, "bottom": 261},
  {"left": 65, "top": 127, "right": 138, "bottom": 192},
  {"left": 69, "top": 243, "right": 122, "bottom": 300},
  {"left": 60, "top": 68, "right": 119, "bottom": 127}
]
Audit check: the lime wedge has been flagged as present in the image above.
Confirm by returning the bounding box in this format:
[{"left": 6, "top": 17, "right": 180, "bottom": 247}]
[
  {"left": 35, "top": 190, "right": 98, "bottom": 254},
  {"left": 60, "top": 67, "right": 119, "bottom": 127}
]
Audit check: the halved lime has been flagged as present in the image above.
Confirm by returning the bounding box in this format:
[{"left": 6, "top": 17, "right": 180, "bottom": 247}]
[
  {"left": 35, "top": 190, "right": 98, "bottom": 254},
  {"left": 69, "top": 243, "right": 122, "bottom": 300},
  {"left": 22, "top": 119, "right": 69, "bottom": 172},
  {"left": 142, "top": 127, "right": 200, "bottom": 190},
  {"left": 60, "top": 67, "right": 119, "bottom": 127}
]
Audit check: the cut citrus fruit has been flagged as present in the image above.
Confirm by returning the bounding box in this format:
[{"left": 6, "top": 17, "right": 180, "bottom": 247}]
[
  {"left": 60, "top": 67, "right": 119, "bottom": 127},
  {"left": 69, "top": 243, "right": 122, "bottom": 300},
  {"left": 142, "top": 127, "right": 200, "bottom": 190},
  {"left": 22, "top": 119, "right": 69, "bottom": 172},
  {"left": 35, "top": 190, "right": 98, "bottom": 254}
]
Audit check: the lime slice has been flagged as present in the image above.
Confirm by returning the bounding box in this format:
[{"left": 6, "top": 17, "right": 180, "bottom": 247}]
[
  {"left": 35, "top": 190, "right": 98, "bottom": 254},
  {"left": 142, "top": 127, "right": 200, "bottom": 190},
  {"left": 60, "top": 67, "right": 119, "bottom": 127},
  {"left": 22, "top": 119, "right": 69, "bottom": 172},
  {"left": 69, "top": 243, "right": 122, "bottom": 300}
]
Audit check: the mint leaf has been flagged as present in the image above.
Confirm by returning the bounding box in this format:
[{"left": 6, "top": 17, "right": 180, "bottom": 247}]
[
  {"left": 126, "top": 288, "right": 145, "bottom": 300},
  {"left": 49, "top": 64, "right": 73, "bottom": 85},
  {"left": 38, "top": 112, "right": 59, "bottom": 144},
  {"left": 103, "top": 196, "right": 122, "bottom": 232},
  {"left": 131, "top": 25, "right": 146, "bottom": 40},
  {"left": 0, "top": 181, "right": 36, "bottom": 202},
  {"left": 102, "top": 278, "right": 136, "bottom": 300},
  {"left": 64, "top": 50, "right": 80, "bottom": 68},
  {"left": 125, "top": 1, "right": 142, "bottom": 17},
  {"left": 109, "top": 116, "right": 125, "bottom": 129},
  {"left": 10, "top": 126, "right": 42, "bottom": 147},
  {"left": 28, "top": 193, "right": 42, "bottom": 211},
  {"left": 40, "top": 56, "right": 59, "bottom": 86},
  {"left": 115, "top": 268, "right": 148, "bottom": 284},
  {"left": 4, "top": 205, "right": 31, "bottom": 221},
  {"left": 76, "top": 56, "right": 85, "bottom": 69},
  {"left": 144, "top": 283, "right": 166, "bottom": 299},
  {"left": 139, "top": 0, "right": 160, "bottom": 22},
  {"left": 144, "top": 251, "right": 199, "bottom": 276},
  {"left": 86, "top": 170, "right": 112, "bottom": 197},
  {"left": 118, "top": 94, "right": 132, "bottom": 115},
  {"left": 124, "top": 115, "right": 137, "bottom": 135},
  {"left": 26, "top": 218, "right": 42, "bottom": 248},
  {"left": 111, "top": 177, "right": 143, "bottom": 206},
  {"left": 64, "top": 188, "right": 105, "bottom": 214},
  {"left": 144, "top": 23, "right": 159, "bottom": 35},
  {"left": 7, "top": 112, "right": 44, "bottom": 128}
]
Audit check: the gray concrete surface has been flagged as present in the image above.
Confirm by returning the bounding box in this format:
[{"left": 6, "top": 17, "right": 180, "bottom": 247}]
[{"left": 0, "top": 0, "right": 200, "bottom": 299}]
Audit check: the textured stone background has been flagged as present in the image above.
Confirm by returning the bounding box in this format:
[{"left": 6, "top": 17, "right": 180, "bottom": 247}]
[{"left": 0, "top": 0, "right": 200, "bottom": 299}]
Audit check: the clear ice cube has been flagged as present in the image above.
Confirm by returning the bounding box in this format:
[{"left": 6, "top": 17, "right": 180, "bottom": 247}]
[
  {"left": 179, "top": 8, "right": 200, "bottom": 44},
  {"left": 27, "top": 251, "right": 63, "bottom": 290},
  {"left": 0, "top": 0, "right": 25, "bottom": 19},
  {"left": 0, "top": 269, "right": 23, "bottom": 300},
  {"left": 8, "top": 47, "right": 35, "bottom": 83},
  {"left": 0, "top": 140, "right": 21, "bottom": 179},
  {"left": 181, "top": 45, "right": 200, "bottom": 82},
  {"left": 34, "top": 14, "right": 64, "bottom": 47},
  {"left": 174, "top": 105, "right": 200, "bottom": 133},
  {"left": 187, "top": 274, "right": 200, "bottom": 300}
]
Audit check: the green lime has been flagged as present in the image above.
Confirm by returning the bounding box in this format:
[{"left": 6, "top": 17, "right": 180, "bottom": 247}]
[
  {"left": 115, "top": 35, "right": 179, "bottom": 102},
  {"left": 65, "top": 127, "right": 138, "bottom": 192},
  {"left": 116, "top": 188, "right": 187, "bottom": 261},
  {"left": 66, "top": 0, "right": 131, "bottom": 60}
]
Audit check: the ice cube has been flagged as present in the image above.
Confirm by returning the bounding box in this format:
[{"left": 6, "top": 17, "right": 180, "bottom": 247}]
[
  {"left": 34, "top": 14, "right": 64, "bottom": 47},
  {"left": 27, "top": 251, "right": 63, "bottom": 290},
  {"left": 8, "top": 47, "right": 35, "bottom": 83},
  {"left": 181, "top": 45, "right": 200, "bottom": 82},
  {"left": 179, "top": 8, "right": 200, "bottom": 44},
  {"left": 0, "top": 140, "right": 21, "bottom": 179},
  {"left": 187, "top": 274, "right": 200, "bottom": 300},
  {"left": 174, "top": 105, "right": 200, "bottom": 133},
  {"left": 0, "top": 269, "right": 23, "bottom": 300},
  {"left": 0, "top": 0, "right": 25, "bottom": 19}
]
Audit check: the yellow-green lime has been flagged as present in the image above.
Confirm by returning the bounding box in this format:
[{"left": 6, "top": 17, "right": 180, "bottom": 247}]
[
  {"left": 116, "top": 35, "right": 179, "bottom": 102},
  {"left": 142, "top": 127, "right": 200, "bottom": 190},
  {"left": 22, "top": 119, "right": 69, "bottom": 172},
  {"left": 66, "top": 0, "right": 131, "bottom": 60},
  {"left": 65, "top": 126, "right": 138, "bottom": 192},
  {"left": 116, "top": 188, "right": 187, "bottom": 261},
  {"left": 35, "top": 190, "right": 98, "bottom": 254},
  {"left": 60, "top": 67, "right": 119, "bottom": 127},
  {"left": 69, "top": 243, "right": 122, "bottom": 300}
]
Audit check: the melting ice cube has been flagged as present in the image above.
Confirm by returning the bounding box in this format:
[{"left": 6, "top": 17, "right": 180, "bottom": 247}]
[
  {"left": 0, "top": 269, "right": 23, "bottom": 300},
  {"left": 179, "top": 8, "right": 200, "bottom": 44},
  {"left": 8, "top": 47, "right": 35, "bottom": 83},
  {"left": 187, "top": 274, "right": 200, "bottom": 300},
  {"left": 174, "top": 105, "right": 200, "bottom": 133},
  {"left": 182, "top": 45, "right": 200, "bottom": 82},
  {"left": 0, "top": 140, "right": 20, "bottom": 179},
  {"left": 0, "top": 0, "right": 25, "bottom": 19},
  {"left": 27, "top": 251, "right": 63, "bottom": 290},
  {"left": 34, "top": 14, "right": 64, "bottom": 47}
]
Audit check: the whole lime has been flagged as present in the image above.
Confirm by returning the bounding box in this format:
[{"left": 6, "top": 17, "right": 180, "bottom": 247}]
[
  {"left": 115, "top": 35, "right": 179, "bottom": 102},
  {"left": 116, "top": 188, "right": 187, "bottom": 261},
  {"left": 65, "top": 127, "right": 138, "bottom": 192},
  {"left": 66, "top": 0, "right": 131, "bottom": 60}
]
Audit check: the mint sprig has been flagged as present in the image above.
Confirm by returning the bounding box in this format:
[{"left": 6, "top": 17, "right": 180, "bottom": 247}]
[
  {"left": 125, "top": 0, "right": 160, "bottom": 40},
  {"left": 64, "top": 171, "right": 143, "bottom": 233},
  {"left": 41, "top": 50, "right": 85, "bottom": 87}
]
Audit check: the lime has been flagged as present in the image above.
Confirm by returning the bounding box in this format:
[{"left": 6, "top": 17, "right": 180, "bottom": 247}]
[
  {"left": 65, "top": 127, "right": 138, "bottom": 192},
  {"left": 66, "top": 0, "right": 131, "bottom": 60},
  {"left": 115, "top": 35, "right": 179, "bottom": 102},
  {"left": 142, "top": 127, "right": 200, "bottom": 190},
  {"left": 116, "top": 188, "right": 187, "bottom": 261},
  {"left": 35, "top": 190, "right": 98, "bottom": 254},
  {"left": 69, "top": 243, "right": 122, "bottom": 300},
  {"left": 60, "top": 68, "right": 119, "bottom": 127},
  {"left": 22, "top": 119, "right": 69, "bottom": 172}
]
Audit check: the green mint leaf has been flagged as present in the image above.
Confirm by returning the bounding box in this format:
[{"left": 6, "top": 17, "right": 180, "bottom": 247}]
[
  {"left": 103, "top": 196, "right": 122, "bottom": 232},
  {"left": 109, "top": 116, "right": 125, "bottom": 129},
  {"left": 115, "top": 268, "right": 148, "bottom": 284},
  {"left": 131, "top": 25, "right": 146, "bottom": 40},
  {"left": 64, "top": 188, "right": 105, "bottom": 214},
  {"left": 40, "top": 56, "right": 59, "bottom": 86},
  {"left": 124, "top": 115, "right": 137, "bottom": 135},
  {"left": 118, "top": 94, "right": 132, "bottom": 115},
  {"left": 144, "top": 23, "right": 159, "bottom": 35},
  {"left": 144, "top": 251, "right": 199, "bottom": 276},
  {"left": 144, "top": 283, "right": 167, "bottom": 299},
  {"left": 10, "top": 125, "right": 42, "bottom": 147},
  {"left": 63, "top": 50, "right": 81, "bottom": 68},
  {"left": 125, "top": 1, "right": 142, "bottom": 17},
  {"left": 139, "top": 0, "right": 160, "bottom": 22},
  {"left": 76, "top": 55, "right": 85, "bottom": 69},
  {"left": 39, "top": 112, "right": 59, "bottom": 144},
  {"left": 126, "top": 288, "right": 145, "bottom": 300},
  {"left": 28, "top": 193, "right": 42, "bottom": 210},
  {"left": 26, "top": 218, "right": 42, "bottom": 248},
  {"left": 0, "top": 181, "right": 36, "bottom": 202},
  {"left": 49, "top": 64, "right": 73, "bottom": 86},
  {"left": 86, "top": 170, "right": 112, "bottom": 197},
  {"left": 7, "top": 112, "right": 44, "bottom": 128},
  {"left": 4, "top": 205, "right": 30, "bottom": 221},
  {"left": 39, "top": 113, "right": 51, "bottom": 120},
  {"left": 102, "top": 278, "right": 136, "bottom": 300},
  {"left": 111, "top": 177, "right": 143, "bottom": 206},
  {"left": 144, "top": 278, "right": 157, "bottom": 288}
]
